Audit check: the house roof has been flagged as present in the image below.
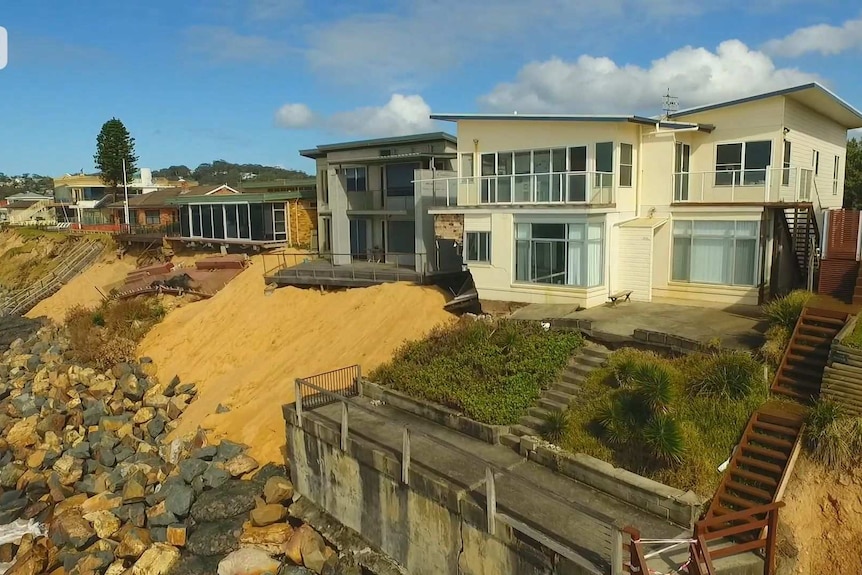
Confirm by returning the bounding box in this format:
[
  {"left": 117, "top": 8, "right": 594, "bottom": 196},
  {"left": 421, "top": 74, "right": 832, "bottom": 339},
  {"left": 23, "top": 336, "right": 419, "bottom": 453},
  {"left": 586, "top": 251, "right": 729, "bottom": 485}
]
[
  {"left": 300, "top": 132, "right": 457, "bottom": 159},
  {"left": 428, "top": 114, "right": 712, "bottom": 132},
  {"left": 669, "top": 82, "right": 862, "bottom": 129},
  {"left": 169, "top": 189, "right": 309, "bottom": 205},
  {"left": 6, "top": 200, "right": 41, "bottom": 209},
  {"left": 175, "top": 184, "right": 241, "bottom": 197},
  {"left": 241, "top": 178, "right": 316, "bottom": 190},
  {"left": 107, "top": 188, "right": 183, "bottom": 209},
  {"left": 619, "top": 217, "right": 669, "bottom": 229}
]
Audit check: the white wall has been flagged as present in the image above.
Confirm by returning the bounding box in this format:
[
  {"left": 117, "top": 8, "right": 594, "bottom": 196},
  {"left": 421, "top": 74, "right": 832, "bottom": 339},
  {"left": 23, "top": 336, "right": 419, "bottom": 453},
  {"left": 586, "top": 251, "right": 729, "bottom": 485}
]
[{"left": 616, "top": 225, "right": 656, "bottom": 302}]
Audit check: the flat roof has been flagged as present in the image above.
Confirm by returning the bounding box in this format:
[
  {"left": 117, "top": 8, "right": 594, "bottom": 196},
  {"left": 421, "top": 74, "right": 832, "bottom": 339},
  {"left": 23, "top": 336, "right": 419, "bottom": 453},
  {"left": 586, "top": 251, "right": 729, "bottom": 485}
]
[
  {"left": 669, "top": 82, "right": 862, "bottom": 129},
  {"left": 429, "top": 114, "right": 711, "bottom": 131},
  {"left": 241, "top": 177, "right": 316, "bottom": 189},
  {"left": 169, "top": 190, "right": 308, "bottom": 205},
  {"left": 300, "top": 132, "right": 456, "bottom": 159}
]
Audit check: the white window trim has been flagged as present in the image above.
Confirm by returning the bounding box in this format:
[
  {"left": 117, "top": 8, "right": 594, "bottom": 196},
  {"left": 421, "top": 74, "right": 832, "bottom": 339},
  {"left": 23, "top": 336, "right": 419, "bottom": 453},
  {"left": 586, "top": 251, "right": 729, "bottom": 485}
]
[
  {"left": 344, "top": 166, "right": 368, "bottom": 193},
  {"left": 669, "top": 219, "right": 760, "bottom": 287},
  {"left": 713, "top": 140, "right": 773, "bottom": 187},
  {"left": 512, "top": 221, "right": 604, "bottom": 288},
  {"left": 812, "top": 150, "right": 820, "bottom": 176},
  {"left": 464, "top": 231, "right": 491, "bottom": 264},
  {"left": 833, "top": 155, "right": 840, "bottom": 196},
  {"left": 619, "top": 143, "right": 633, "bottom": 188}
]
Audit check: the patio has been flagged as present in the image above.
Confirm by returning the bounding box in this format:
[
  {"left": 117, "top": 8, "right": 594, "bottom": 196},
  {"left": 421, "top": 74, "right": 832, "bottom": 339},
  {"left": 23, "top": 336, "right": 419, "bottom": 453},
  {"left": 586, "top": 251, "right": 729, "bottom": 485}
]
[
  {"left": 510, "top": 299, "right": 767, "bottom": 350},
  {"left": 265, "top": 257, "right": 424, "bottom": 288}
]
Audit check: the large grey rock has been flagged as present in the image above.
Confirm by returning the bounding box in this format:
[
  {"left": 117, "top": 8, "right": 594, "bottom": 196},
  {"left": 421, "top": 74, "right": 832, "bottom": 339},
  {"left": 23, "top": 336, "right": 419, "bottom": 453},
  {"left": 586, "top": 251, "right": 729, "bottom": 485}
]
[
  {"left": 186, "top": 517, "right": 244, "bottom": 556},
  {"left": 190, "top": 480, "right": 258, "bottom": 522},
  {"left": 170, "top": 555, "right": 221, "bottom": 575},
  {"left": 164, "top": 483, "right": 195, "bottom": 518},
  {"left": 215, "top": 440, "right": 246, "bottom": 461},
  {"left": 201, "top": 465, "right": 231, "bottom": 490},
  {"left": 118, "top": 372, "right": 146, "bottom": 401},
  {"left": 179, "top": 458, "right": 208, "bottom": 483}
]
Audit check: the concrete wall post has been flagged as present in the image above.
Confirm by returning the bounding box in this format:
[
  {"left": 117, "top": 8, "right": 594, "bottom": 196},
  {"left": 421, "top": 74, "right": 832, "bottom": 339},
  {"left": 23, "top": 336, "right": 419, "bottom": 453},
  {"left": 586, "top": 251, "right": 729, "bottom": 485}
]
[
  {"left": 295, "top": 379, "right": 303, "bottom": 427},
  {"left": 486, "top": 467, "right": 496, "bottom": 536},
  {"left": 402, "top": 427, "right": 411, "bottom": 485},
  {"left": 341, "top": 402, "right": 349, "bottom": 450}
]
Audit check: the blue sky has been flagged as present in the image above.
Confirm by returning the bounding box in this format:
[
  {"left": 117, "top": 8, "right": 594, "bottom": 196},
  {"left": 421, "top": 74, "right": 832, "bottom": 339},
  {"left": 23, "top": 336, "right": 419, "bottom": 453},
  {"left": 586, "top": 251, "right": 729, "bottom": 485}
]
[{"left": 1, "top": 0, "right": 861, "bottom": 176}]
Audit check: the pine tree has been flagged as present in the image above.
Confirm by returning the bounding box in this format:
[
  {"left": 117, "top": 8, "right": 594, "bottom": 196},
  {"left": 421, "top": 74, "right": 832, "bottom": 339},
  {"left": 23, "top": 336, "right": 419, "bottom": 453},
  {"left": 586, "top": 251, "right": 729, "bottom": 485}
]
[{"left": 94, "top": 118, "right": 138, "bottom": 201}]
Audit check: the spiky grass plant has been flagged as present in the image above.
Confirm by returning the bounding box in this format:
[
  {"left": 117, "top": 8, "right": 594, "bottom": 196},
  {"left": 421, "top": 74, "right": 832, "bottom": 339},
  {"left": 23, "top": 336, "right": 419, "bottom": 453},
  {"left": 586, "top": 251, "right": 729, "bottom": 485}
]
[
  {"left": 540, "top": 409, "right": 570, "bottom": 444},
  {"left": 643, "top": 414, "right": 686, "bottom": 465},
  {"left": 633, "top": 362, "right": 678, "bottom": 414},
  {"left": 688, "top": 351, "right": 762, "bottom": 400},
  {"left": 762, "top": 290, "right": 813, "bottom": 331}
]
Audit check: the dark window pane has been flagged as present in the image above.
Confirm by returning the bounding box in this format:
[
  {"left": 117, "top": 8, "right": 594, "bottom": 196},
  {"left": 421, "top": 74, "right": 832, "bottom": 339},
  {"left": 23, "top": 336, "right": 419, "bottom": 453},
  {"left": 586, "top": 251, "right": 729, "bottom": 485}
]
[
  {"left": 569, "top": 147, "right": 587, "bottom": 172},
  {"left": 716, "top": 143, "right": 742, "bottom": 166},
  {"left": 386, "top": 163, "right": 419, "bottom": 196},
  {"left": 481, "top": 154, "right": 496, "bottom": 176},
  {"left": 514, "top": 151, "right": 531, "bottom": 174},
  {"left": 596, "top": 142, "right": 613, "bottom": 173},
  {"left": 620, "top": 143, "right": 633, "bottom": 165},
  {"left": 620, "top": 166, "right": 633, "bottom": 187},
  {"left": 552, "top": 149, "right": 566, "bottom": 172},
  {"left": 531, "top": 223, "right": 566, "bottom": 239}
]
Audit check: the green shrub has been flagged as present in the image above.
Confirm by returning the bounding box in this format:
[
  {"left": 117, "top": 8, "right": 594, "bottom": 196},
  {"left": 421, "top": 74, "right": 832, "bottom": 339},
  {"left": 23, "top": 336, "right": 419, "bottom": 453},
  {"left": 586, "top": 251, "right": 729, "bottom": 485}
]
[
  {"left": 841, "top": 320, "right": 862, "bottom": 350},
  {"left": 761, "top": 325, "right": 790, "bottom": 367},
  {"left": 688, "top": 351, "right": 763, "bottom": 399},
  {"left": 371, "top": 318, "right": 584, "bottom": 425},
  {"left": 633, "top": 362, "right": 678, "bottom": 414},
  {"left": 803, "top": 400, "right": 862, "bottom": 469},
  {"left": 643, "top": 414, "right": 686, "bottom": 464},
  {"left": 608, "top": 348, "right": 658, "bottom": 387},
  {"left": 540, "top": 410, "right": 570, "bottom": 444},
  {"left": 762, "top": 290, "right": 813, "bottom": 331}
]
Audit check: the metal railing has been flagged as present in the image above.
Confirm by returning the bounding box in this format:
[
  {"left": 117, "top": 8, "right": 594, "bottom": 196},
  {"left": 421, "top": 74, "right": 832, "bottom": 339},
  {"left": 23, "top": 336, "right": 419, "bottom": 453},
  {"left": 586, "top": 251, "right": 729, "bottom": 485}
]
[
  {"left": 116, "top": 223, "right": 182, "bottom": 236},
  {"left": 298, "top": 365, "right": 362, "bottom": 410},
  {"left": 672, "top": 166, "right": 814, "bottom": 203},
  {"left": 262, "top": 251, "right": 428, "bottom": 281},
  {"left": 414, "top": 171, "right": 616, "bottom": 207},
  {"left": 293, "top": 375, "right": 625, "bottom": 574}
]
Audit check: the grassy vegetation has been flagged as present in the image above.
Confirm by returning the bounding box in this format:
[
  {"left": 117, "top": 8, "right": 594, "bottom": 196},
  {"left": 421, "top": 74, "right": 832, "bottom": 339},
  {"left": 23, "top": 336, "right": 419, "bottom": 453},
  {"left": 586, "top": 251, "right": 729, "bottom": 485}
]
[
  {"left": 66, "top": 297, "right": 166, "bottom": 370},
  {"left": 760, "top": 290, "right": 813, "bottom": 367},
  {"left": 370, "top": 319, "right": 584, "bottom": 425},
  {"left": 840, "top": 318, "right": 862, "bottom": 349},
  {"left": 559, "top": 348, "right": 768, "bottom": 495},
  {"left": 804, "top": 399, "right": 862, "bottom": 469}
]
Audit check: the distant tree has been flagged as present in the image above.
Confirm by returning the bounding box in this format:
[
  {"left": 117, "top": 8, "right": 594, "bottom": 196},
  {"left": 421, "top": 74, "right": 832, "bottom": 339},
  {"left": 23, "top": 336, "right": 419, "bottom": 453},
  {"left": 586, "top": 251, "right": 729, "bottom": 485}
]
[
  {"left": 845, "top": 138, "right": 862, "bottom": 209},
  {"left": 94, "top": 118, "right": 138, "bottom": 200}
]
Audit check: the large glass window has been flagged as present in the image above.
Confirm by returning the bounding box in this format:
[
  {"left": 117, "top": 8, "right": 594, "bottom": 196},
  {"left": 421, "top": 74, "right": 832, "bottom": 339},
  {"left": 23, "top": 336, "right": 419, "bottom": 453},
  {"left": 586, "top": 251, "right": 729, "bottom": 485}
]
[
  {"left": 145, "top": 210, "right": 160, "bottom": 226},
  {"left": 460, "top": 153, "right": 473, "bottom": 178},
  {"left": 715, "top": 141, "right": 772, "bottom": 186},
  {"left": 345, "top": 167, "right": 367, "bottom": 192},
  {"left": 385, "top": 162, "right": 418, "bottom": 197},
  {"left": 672, "top": 220, "right": 759, "bottom": 286},
  {"left": 465, "top": 231, "right": 490, "bottom": 263},
  {"left": 514, "top": 222, "right": 603, "bottom": 287}
]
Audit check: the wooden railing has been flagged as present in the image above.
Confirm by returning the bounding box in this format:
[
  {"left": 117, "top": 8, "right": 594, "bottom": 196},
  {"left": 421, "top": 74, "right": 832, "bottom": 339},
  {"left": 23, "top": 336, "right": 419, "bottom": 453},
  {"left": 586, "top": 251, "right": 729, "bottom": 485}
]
[{"left": 694, "top": 502, "right": 784, "bottom": 575}]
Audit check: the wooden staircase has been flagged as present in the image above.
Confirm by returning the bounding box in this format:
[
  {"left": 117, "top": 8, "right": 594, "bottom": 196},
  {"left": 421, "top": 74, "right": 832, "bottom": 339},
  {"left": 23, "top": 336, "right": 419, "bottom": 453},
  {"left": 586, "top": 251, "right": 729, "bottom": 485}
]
[
  {"left": 702, "top": 402, "right": 805, "bottom": 527},
  {"left": 781, "top": 206, "right": 818, "bottom": 283},
  {"left": 770, "top": 307, "right": 849, "bottom": 402}
]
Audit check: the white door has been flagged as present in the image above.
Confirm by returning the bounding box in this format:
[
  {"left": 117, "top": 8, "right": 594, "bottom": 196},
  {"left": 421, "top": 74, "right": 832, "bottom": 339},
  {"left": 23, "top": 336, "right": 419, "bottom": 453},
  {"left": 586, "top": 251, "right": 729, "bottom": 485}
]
[{"left": 617, "top": 227, "right": 653, "bottom": 302}]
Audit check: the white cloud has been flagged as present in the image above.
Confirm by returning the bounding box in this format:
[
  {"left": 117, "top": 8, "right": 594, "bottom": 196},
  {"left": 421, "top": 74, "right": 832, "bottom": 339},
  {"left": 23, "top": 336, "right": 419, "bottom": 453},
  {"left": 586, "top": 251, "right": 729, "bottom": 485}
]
[
  {"left": 763, "top": 17, "right": 862, "bottom": 57},
  {"left": 479, "top": 40, "right": 821, "bottom": 114},
  {"left": 184, "top": 25, "right": 288, "bottom": 63},
  {"left": 274, "top": 94, "right": 436, "bottom": 137},
  {"left": 329, "top": 95, "right": 435, "bottom": 136},
  {"left": 274, "top": 103, "right": 315, "bottom": 128},
  {"left": 851, "top": 128, "right": 862, "bottom": 140}
]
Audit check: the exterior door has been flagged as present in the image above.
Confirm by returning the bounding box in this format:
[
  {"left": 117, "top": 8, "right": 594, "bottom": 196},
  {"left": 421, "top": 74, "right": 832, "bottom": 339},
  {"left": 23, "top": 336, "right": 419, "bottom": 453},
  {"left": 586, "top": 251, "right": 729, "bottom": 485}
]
[
  {"left": 674, "top": 143, "right": 691, "bottom": 201},
  {"left": 349, "top": 218, "right": 368, "bottom": 258}
]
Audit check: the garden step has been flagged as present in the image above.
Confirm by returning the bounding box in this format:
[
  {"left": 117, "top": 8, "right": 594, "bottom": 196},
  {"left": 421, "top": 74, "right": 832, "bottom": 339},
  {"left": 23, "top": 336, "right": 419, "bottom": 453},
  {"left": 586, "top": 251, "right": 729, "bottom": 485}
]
[
  {"left": 771, "top": 386, "right": 813, "bottom": 402},
  {"left": 551, "top": 382, "right": 581, "bottom": 395},
  {"left": 747, "top": 432, "right": 794, "bottom": 450},
  {"left": 775, "top": 375, "right": 820, "bottom": 392},
  {"left": 798, "top": 323, "right": 840, "bottom": 336},
  {"left": 578, "top": 355, "right": 605, "bottom": 367},
  {"left": 804, "top": 315, "right": 845, "bottom": 327},
  {"left": 788, "top": 344, "right": 829, "bottom": 358},
  {"left": 751, "top": 419, "right": 798, "bottom": 437},
  {"left": 567, "top": 364, "right": 594, "bottom": 377},
  {"left": 717, "top": 492, "right": 756, "bottom": 510},
  {"left": 736, "top": 455, "right": 783, "bottom": 475},
  {"left": 782, "top": 364, "right": 823, "bottom": 379},
  {"left": 582, "top": 346, "right": 610, "bottom": 359},
  {"left": 561, "top": 372, "right": 586, "bottom": 386},
  {"left": 741, "top": 443, "right": 789, "bottom": 462},
  {"left": 519, "top": 415, "right": 546, "bottom": 431},
  {"left": 545, "top": 390, "right": 576, "bottom": 405},
  {"left": 794, "top": 333, "right": 830, "bottom": 346},
  {"left": 785, "top": 353, "right": 823, "bottom": 367},
  {"left": 510, "top": 424, "right": 539, "bottom": 438},
  {"left": 538, "top": 397, "right": 569, "bottom": 412},
  {"left": 500, "top": 434, "right": 521, "bottom": 449},
  {"left": 528, "top": 406, "right": 553, "bottom": 420},
  {"left": 730, "top": 467, "right": 778, "bottom": 488}
]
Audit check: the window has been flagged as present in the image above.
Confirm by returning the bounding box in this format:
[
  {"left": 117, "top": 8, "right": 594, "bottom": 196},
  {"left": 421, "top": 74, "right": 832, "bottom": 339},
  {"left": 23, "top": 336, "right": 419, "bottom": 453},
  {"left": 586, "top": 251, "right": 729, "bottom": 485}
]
[
  {"left": 344, "top": 167, "right": 367, "bottom": 192},
  {"left": 812, "top": 150, "right": 820, "bottom": 175},
  {"left": 715, "top": 141, "right": 771, "bottom": 185},
  {"left": 672, "top": 220, "right": 759, "bottom": 286},
  {"left": 460, "top": 153, "right": 474, "bottom": 178},
  {"left": 145, "top": 210, "right": 160, "bottom": 225},
  {"left": 385, "top": 163, "right": 418, "bottom": 197},
  {"left": 514, "top": 222, "right": 603, "bottom": 287},
  {"left": 782, "top": 141, "right": 791, "bottom": 186},
  {"left": 465, "top": 231, "right": 490, "bottom": 263},
  {"left": 833, "top": 155, "right": 840, "bottom": 195},
  {"left": 619, "top": 143, "right": 633, "bottom": 187}
]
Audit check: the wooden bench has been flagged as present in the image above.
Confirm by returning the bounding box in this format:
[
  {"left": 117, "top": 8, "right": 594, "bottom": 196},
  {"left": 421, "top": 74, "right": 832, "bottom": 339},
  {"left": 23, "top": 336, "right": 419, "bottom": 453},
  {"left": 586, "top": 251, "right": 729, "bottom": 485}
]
[{"left": 609, "top": 290, "right": 632, "bottom": 304}]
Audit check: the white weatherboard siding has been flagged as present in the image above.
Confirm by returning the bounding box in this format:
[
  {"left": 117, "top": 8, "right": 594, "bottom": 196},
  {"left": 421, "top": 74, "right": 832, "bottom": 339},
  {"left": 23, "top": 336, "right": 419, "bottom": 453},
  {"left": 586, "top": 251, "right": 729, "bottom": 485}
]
[{"left": 616, "top": 225, "right": 654, "bottom": 302}]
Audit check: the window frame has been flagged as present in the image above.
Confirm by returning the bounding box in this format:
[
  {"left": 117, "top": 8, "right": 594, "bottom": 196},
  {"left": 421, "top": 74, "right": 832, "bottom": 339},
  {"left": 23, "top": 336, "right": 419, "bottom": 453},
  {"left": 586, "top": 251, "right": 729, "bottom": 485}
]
[
  {"left": 833, "top": 155, "right": 840, "bottom": 196},
  {"left": 671, "top": 220, "right": 760, "bottom": 287},
  {"left": 812, "top": 150, "right": 820, "bottom": 176},
  {"left": 782, "top": 141, "right": 791, "bottom": 186},
  {"left": 144, "top": 210, "right": 160, "bottom": 226},
  {"left": 619, "top": 143, "right": 633, "bottom": 187},
  {"left": 714, "top": 140, "right": 772, "bottom": 186},
  {"left": 344, "top": 166, "right": 368, "bottom": 193},
  {"left": 513, "top": 221, "right": 604, "bottom": 288},
  {"left": 464, "top": 231, "right": 491, "bottom": 263}
]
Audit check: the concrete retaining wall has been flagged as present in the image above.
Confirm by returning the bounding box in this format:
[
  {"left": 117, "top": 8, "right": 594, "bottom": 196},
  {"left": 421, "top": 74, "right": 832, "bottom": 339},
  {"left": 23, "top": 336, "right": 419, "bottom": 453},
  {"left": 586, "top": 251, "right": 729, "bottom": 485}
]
[
  {"left": 362, "top": 381, "right": 506, "bottom": 444},
  {"left": 824, "top": 316, "right": 862, "bottom": 416},
  {"left": 284, "top": 405, "right": 599, "bottom": 575},
  {"left": 518, "top": 438, "right": 703, "bottom": 529}
]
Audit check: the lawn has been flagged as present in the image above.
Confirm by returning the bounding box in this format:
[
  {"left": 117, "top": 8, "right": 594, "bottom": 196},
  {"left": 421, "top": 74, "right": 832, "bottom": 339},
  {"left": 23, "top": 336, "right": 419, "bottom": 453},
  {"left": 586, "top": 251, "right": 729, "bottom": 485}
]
[
  {"left": 559, "top": 349, "right": 769, "bottom": 496},
  {"left": 370, "top": 318, "right": 584, "bottom": 425},
  {"left": 840, "top": 318, "right": 862, "bottom": 349}
]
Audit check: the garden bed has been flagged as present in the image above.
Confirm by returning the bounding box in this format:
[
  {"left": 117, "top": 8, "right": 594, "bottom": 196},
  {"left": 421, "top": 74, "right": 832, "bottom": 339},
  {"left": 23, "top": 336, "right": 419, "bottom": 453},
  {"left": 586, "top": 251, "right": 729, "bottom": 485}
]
[
  {"left": 370, "top": 318, "right": 583, "bottom": 425},
  {"left": 558, "top": 348, "right": 768, "bottom": 496}
]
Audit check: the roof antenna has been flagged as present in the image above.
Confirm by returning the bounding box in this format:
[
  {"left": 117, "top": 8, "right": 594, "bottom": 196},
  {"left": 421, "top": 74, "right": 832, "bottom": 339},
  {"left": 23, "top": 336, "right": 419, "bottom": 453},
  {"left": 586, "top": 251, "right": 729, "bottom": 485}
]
[{"left": 662, "top": 89, "right": 679, "bottom": 120}]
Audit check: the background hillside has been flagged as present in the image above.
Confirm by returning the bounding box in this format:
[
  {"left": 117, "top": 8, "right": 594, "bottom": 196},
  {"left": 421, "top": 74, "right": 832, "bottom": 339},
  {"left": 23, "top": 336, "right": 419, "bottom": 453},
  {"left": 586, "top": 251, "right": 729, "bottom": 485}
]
[{"left": 154, "top": 160, "right": 310, "bottom": 186}]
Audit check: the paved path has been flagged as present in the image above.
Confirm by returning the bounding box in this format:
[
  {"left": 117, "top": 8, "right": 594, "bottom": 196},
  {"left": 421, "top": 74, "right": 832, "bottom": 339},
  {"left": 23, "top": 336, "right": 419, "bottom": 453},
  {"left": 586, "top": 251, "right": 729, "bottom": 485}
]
[{"left": 313, "top": 397, "right": 688, "bottom": 573}]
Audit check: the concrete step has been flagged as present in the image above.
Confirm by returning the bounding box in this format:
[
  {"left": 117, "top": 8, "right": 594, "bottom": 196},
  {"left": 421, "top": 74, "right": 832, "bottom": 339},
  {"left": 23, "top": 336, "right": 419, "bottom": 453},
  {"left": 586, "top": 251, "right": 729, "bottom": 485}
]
[
  {"left": 578, "top": 355, "right": 605, "bottom": 368},
  {"left": 561, "top": 372, "right": 585, "bottom": 386},
  {"left": 500, "top": 434, "right": 521, "bottom": 449},
  {"left": 545, "top": 390, "right": 575, "bottom": 405},
  {"left": 528, "top": 406, "right": 553, "bottom": 420},
  {"left": 582, "top": 345, "right": 611, "bottom": 359},
  {"left": 551, "top": 382, "right": 581, "bottom": 395},
  {"left": 538, "top": 397, "right": 569, "bottom": 412},
  {"left": 519, "top": 416, "right": 546, "bottom": 431},
  {"left": 566, "top": 364, "right": 594, "bottom": 378},
  {"left": 510, "top": 424, "right": 539, "bottom": 438}
]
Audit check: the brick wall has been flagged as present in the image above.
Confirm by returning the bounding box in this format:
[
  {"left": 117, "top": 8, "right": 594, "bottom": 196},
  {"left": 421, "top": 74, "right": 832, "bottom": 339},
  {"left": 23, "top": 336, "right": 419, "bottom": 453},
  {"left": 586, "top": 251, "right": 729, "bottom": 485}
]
[
  {"left": 134, "top": 208, "right": 178, "bottom": 226},
  {"left": 434, "top": 213, "right": 464, "bottom": 242},
  {"left": 288, "top": 200, "right": 318, "bottom": 247}
]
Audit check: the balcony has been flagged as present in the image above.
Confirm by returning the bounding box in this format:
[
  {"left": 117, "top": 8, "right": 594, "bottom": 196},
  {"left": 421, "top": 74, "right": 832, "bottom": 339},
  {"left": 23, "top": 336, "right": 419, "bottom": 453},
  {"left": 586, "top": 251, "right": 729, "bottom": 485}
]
[
  {"left": 672, "top": 167, "right": 814, "bottom": 204},
  {"left": 417, "top": 171, "right": 615, "bottom": 208},
  {"left": 345, "top": 190, "right": 414, "bottom": 214}
]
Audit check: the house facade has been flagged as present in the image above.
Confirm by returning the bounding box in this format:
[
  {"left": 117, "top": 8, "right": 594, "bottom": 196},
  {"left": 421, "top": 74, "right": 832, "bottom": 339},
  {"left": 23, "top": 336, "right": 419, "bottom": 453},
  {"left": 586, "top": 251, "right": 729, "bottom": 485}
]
[
  {"left": 300, "top": 133, "right": 458, "bottom": 271},
  {"left": 239, "top": 178, "right": 318, "bottom": 247},
  {"left": 429, "top": 83, "right": 862, "bottom": 308}
]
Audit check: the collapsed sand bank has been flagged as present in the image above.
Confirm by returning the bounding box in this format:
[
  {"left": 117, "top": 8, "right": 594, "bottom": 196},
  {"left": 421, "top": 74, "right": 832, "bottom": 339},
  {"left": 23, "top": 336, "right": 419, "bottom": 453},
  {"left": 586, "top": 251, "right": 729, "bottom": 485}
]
[{"left": 138, "top": 256, "right": 455, "bottom": 463}]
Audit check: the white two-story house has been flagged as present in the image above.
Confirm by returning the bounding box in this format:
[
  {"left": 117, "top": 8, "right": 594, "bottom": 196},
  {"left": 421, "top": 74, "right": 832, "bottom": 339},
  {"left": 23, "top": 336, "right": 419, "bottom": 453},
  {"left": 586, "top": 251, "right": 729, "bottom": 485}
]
[{"left": 427, "top": 83, "right": 862, "bottom": 308}]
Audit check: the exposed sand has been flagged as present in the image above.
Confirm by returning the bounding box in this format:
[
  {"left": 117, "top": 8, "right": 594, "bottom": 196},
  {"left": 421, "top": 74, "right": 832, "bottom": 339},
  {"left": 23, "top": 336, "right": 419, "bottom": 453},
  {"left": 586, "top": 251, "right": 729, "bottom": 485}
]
[
  {"left": 26, "top": 256, "right": 137, "bottom": 322},
  {"left": 138, "top": 255, "right": 455, "bottom": 464},
  {"left": 780, "top": 456, "right": 862, "bottom": 575}
]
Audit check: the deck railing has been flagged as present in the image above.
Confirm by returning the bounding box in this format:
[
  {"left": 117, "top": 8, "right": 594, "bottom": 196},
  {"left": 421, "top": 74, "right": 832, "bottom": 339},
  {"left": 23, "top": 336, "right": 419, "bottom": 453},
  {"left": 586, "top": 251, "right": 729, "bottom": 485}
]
[
  {"left": 292, "top": 374, "right": 626, "bottom": 574},
  {"left": 672, "top": 166, "right": 813, "bottom": 204},
  {"left": 262, "top": 251, "right": 428, "bottom": 280}
]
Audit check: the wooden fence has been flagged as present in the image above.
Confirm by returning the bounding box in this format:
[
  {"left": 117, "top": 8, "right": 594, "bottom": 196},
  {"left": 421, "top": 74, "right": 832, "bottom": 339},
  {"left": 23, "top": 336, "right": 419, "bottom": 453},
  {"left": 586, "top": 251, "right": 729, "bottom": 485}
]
[{"left": 823, "top": 314, "right": 862, "bottom": 416}]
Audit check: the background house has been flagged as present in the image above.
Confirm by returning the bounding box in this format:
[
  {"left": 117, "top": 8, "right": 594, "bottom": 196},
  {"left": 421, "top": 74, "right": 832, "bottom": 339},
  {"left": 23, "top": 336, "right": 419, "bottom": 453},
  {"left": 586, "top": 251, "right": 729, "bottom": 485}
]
[
  {"left": 300, "top": 132, "right": 457, "bottom": 271},
  {"left": 1, "top": 191, "right": 55, "bottom": 224}
]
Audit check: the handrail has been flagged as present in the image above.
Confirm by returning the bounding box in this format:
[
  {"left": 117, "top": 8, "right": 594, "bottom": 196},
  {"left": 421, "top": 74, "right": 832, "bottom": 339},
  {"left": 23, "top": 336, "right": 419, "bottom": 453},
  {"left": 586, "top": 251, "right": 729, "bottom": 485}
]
[
  {"left": 696, "top": 501, "right": 784, "bottom": 532},
  {"left": 263, "top": 251, "right": 429, "bottom": 280},
  {"left": 293, "top": 376, "right": 620, "bottom": 570}
]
